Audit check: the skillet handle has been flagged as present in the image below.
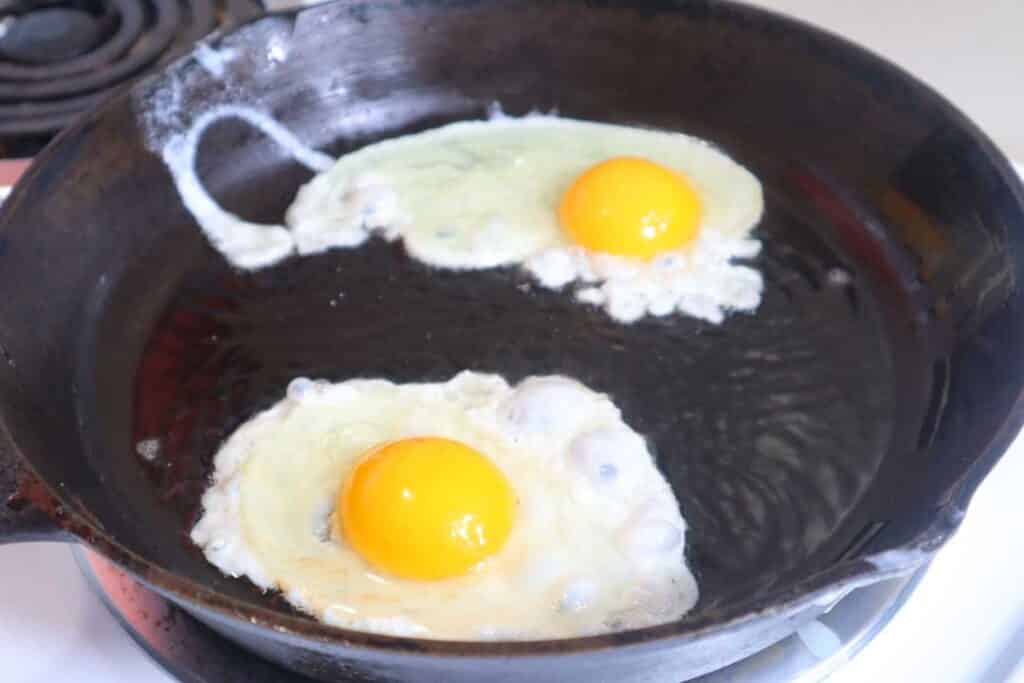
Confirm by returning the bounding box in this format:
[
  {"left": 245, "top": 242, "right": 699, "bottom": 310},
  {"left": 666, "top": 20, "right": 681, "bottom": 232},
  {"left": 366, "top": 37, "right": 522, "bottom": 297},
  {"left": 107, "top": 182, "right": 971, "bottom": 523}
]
[{"left": 0, "top": 422, "right": 64, "bottom": 543}]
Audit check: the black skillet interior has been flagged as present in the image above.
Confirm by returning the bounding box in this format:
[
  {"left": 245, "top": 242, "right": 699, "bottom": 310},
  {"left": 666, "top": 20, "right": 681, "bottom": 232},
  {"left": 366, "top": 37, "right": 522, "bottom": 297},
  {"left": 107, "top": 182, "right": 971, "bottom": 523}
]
[{"left": 3, "top": 0, "right": 1024, "bottom": 633}]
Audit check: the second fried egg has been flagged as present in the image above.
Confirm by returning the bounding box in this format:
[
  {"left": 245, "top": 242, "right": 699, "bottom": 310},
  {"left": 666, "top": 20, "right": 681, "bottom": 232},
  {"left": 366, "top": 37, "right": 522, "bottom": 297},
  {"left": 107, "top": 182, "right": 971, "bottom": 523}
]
[
  {"left": 190, "top": 371, "right": 698, "bottom": 640},
  {"left": 286, "top": 114, "right": 764, "bottom": 324}
]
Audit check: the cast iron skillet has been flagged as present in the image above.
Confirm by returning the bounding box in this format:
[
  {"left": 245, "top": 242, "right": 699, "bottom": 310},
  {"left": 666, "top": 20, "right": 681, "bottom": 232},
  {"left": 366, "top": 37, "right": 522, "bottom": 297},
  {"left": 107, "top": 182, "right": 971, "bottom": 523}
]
[{"left": 2, "top": 1, "right": 1024, "bottom": 681}]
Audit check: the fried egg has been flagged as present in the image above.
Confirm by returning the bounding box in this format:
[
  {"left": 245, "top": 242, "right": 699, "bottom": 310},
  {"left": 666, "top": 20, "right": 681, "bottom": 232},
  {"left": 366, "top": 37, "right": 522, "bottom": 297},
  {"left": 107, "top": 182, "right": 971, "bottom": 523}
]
[
  {"left": 286, "top": 114, "right": 764, "bottom": 323},
  {"left": 190, "top": 372, "right": 698, "bottom": 640}
]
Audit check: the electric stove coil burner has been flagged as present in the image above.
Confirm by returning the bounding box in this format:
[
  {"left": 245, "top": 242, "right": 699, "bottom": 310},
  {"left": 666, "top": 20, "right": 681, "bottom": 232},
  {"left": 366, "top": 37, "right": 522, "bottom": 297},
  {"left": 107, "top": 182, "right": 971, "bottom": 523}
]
[{"left": 0, "top": 0, "right": 262, "bottom": 152}]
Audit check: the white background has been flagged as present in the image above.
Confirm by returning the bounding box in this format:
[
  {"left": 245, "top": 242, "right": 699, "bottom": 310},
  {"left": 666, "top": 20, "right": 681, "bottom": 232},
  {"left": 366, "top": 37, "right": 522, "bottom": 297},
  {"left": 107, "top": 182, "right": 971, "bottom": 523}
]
[{"left": 1, "top": 1, "right": 1023, "bottom": 681}]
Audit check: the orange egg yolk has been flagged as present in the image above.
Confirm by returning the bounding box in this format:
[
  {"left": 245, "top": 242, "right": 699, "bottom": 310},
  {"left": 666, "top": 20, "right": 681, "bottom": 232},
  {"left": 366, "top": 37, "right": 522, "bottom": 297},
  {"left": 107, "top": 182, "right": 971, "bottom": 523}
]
[
  {"left": 559, "top": 156, "right": 702, "bottom": 259},
  {"left": 337, "top": 437, "right": 516, "bottom": 581}
]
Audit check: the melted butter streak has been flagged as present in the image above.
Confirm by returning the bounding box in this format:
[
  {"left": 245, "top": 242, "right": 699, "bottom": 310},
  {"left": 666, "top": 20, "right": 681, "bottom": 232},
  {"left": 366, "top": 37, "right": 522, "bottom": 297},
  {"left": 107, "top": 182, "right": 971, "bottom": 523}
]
[{"left": 161, "top": 105, "right": 335, "bottom": 270}]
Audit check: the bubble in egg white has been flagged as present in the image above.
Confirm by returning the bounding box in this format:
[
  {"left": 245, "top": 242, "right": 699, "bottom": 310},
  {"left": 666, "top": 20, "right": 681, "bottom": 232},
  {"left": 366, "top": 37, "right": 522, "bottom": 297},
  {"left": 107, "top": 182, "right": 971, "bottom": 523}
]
[
  {"left": 622, "top": 519, "right": 684, "bottom": 555},
  {"left": 287, "top": 377, "right": 316, "bottom": 401},
  {"left": 559, "top": 577, "right": 600, "bottom": 613},
  {"left": 498, "top": 376, "right": 600, "bottom": 440},
  {"left": 569, "top": 427, "right": 646, "bottom": 493},
  {"left": 606, "top": 288, "right": 649, "bottom": 324},
  {"left": 648, "top": 291, "right": 679, "bottom": 317}
]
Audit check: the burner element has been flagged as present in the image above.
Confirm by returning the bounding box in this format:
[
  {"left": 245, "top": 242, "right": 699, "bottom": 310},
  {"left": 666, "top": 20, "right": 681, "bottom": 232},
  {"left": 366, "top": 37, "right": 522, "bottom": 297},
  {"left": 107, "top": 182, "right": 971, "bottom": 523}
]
[
  {"left": 0, "top": 0, "right": 264, "bottom": 153},
  {"left": 0, "top": 6, "right": 111, "bottom": 64}
]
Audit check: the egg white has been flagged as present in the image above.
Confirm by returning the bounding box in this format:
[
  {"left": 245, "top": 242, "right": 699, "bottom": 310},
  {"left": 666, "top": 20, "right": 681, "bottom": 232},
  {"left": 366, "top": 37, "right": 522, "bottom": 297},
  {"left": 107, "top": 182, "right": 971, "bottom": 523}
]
[
  {"left": 190, "top": 372, "right": 698, "bottom": 640},
  {"left": 286, "top": 115, "right": 764, "bottom": 323}
]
